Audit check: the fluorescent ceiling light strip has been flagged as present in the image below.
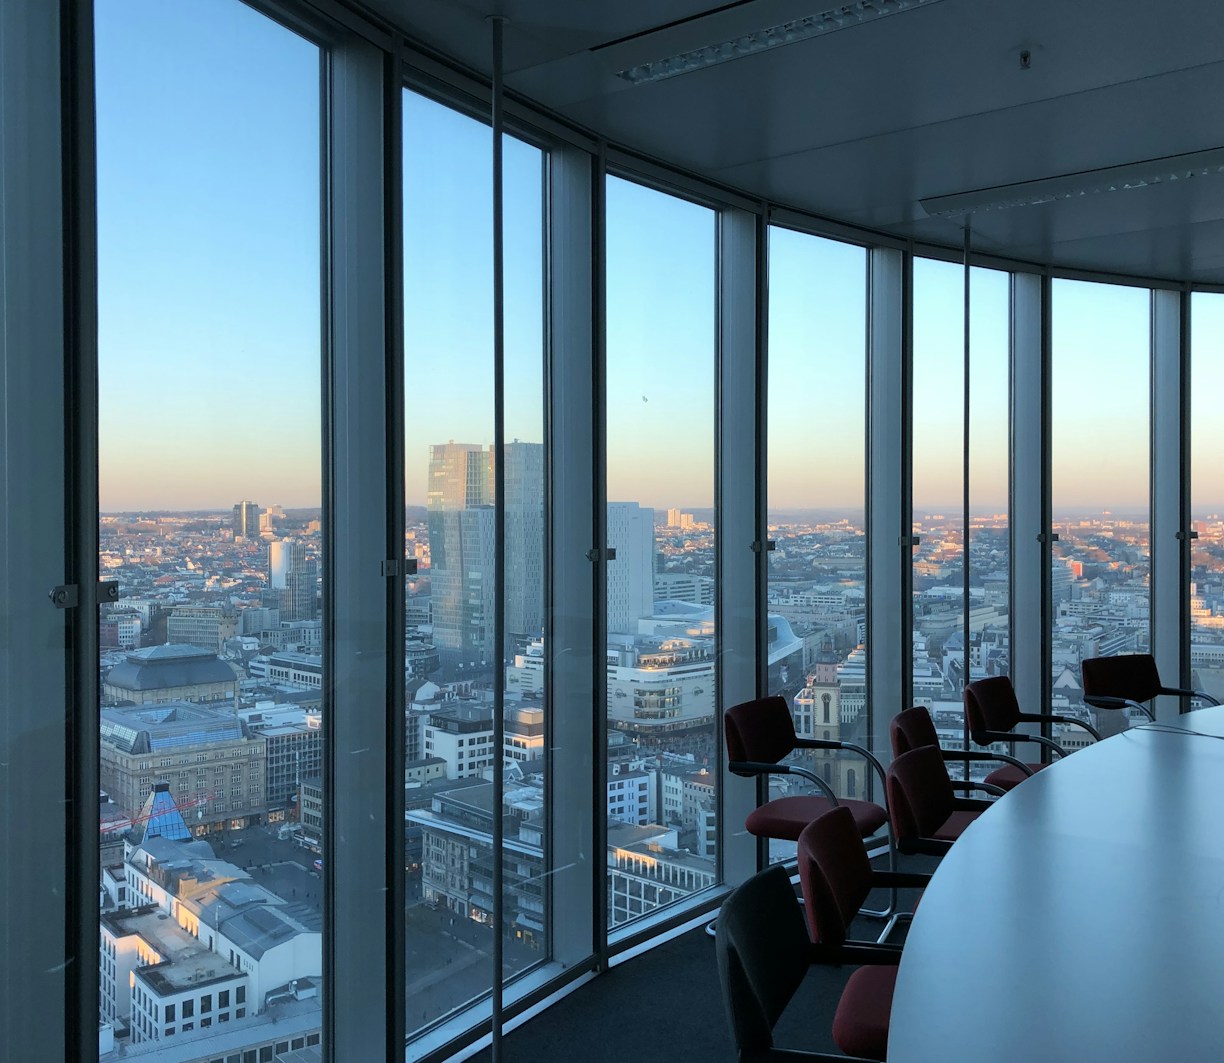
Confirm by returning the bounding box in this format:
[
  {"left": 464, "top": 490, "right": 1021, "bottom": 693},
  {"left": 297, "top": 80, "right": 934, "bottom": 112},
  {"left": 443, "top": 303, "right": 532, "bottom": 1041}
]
[
  {"left": 921, "top": 146, "right": 1224, "bottom": 217},
  {"left": 616, "top": 0, "right": 945, "bottom": 85}
]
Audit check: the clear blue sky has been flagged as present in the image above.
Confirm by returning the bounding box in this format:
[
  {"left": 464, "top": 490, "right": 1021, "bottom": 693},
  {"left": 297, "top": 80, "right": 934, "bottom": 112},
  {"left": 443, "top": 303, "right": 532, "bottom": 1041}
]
[{"left": 96, "top": 0, "right": 1210, "bottom": 517}]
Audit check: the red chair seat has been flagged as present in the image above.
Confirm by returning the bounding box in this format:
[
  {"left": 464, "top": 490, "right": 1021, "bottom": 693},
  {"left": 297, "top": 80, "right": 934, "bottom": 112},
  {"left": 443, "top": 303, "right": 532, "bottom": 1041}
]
[
  {"left": 832, "top": 963, "right": 897, "bottom": 1061},
  {"left": 745, "top": 796, "right": 888, "bottom": 842},
  {"left": 984, "top": 762, "right": 1045, "bottom": 791},
  {"left": 932, "top": 808, "right": 981, "bottom": 842}
]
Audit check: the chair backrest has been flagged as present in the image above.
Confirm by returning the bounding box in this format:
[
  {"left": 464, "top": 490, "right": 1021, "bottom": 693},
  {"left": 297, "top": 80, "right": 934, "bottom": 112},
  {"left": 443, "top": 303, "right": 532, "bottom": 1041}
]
[
  {"left": 715, "top": 864, "right": 812, "bottom": 1056},
  {"left": 1081, "top": 653, "right": 1162, "bottom": 706},
  {"left": 964, "top": 676, "right": 1021, "bottom": 742},
  {"left": 886, "top": 745, "right": 955, "bottom": 844},
  {"left": 797, "top": 806, "right": 873, "bottom": 948},
  {"left": 725, "top": 695, "right": 799, "bottom": 770},
  {"left": 889, "top": 706, "right": 940, "bottom": 758}
]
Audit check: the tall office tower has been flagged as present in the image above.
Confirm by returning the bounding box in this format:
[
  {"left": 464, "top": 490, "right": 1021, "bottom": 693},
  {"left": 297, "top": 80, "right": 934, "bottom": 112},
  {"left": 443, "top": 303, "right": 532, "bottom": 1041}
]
[
  {"left": 268, "top": 538, "right": 317, "bottom": 620},
  {"left": 428, "top": 443, "right": 495, "bottom": 667},
  {"left": 667, "top": 507, "right": 682, "bottom": 528},
  {"left": 607, "top": 502, "right": 656, "bottom": 634},
  {"left": 504, "top": 442, "right": 545, "bottom": 643},
  {"left": 426, "top": 442, "right": 545, "bottom": 667},
  {"left": 232, "top": 499, "right": 260, "bottom": 539}
]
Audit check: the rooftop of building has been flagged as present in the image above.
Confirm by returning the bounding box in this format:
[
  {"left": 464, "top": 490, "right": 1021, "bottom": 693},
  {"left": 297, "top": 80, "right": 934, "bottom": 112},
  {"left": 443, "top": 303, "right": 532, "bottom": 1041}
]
[
  {"left": 105, "top": 643, "right": 241, "bottom": 692},
  {"left": 103, "top": 908, "right": 240, "bottom": 997},
  {"left": 100, "top": 701, "right": 251, "bottom": 755},
  {"left": 100, "top": 993, "right": 321, "bottom": 1062}
]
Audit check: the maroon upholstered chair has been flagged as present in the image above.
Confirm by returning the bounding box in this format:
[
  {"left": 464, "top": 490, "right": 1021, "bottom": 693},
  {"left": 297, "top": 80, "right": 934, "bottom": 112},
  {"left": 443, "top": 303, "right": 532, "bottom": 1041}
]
[
  {"left": 725, "top": 695, "right": 889, "bottom": 845},
  {"left": 963, "top": 676, "right": 1101, "bottom": 791},
  {"left": 1081, "top": 653, "right": 1219, "bottom": 722},
  {"left": 796, "top": 807, "right": 932, "bottom": 1060},
  {"left": 715, "top": 862, "right": 888, "bottom": 1063},
  {"left": 885, "top": 745, "right": 993, "bottom": 856},
  {"left": 889, "top": 706, "right": 1016, "bottom": 795}
]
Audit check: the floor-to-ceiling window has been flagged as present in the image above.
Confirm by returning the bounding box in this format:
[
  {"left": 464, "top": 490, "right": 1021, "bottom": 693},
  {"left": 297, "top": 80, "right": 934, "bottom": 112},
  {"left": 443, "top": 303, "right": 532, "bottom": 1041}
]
[
  {"left": 605, "top": 175, "right": 717, "bottom": 926},
  {"left": 1190, "top": 292, "right": 1224, "bottom": 699},
  {"left": 911, "top": 259, "right": 1010, "bottom": 760},
  {"left": 765, "top": 227, "right": 868, "bottom": 849},
  {"left": 1051, "top": 279, "right": 1151, "bottom": 736},
  {"left": 402, "top": 89, "right": 548, "bottom": 1033},
  {"left": 96, "top": 1, "right": 324, "bottom": 1056}
]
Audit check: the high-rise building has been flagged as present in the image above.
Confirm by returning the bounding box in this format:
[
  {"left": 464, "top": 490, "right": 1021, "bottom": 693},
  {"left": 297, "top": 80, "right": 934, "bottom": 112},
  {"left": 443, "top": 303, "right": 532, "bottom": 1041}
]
[
  {"left": 606, "top": 502, "right": 655, "bottom": 634},
  {"left": 426, "top": 441, "right": 544, "bottom": 666},
  {"left": 268, "top": 539, "right": 318, "bottom": 621},
  {"left": 232, "top": 499, "right": 260, "bottom": 539}
]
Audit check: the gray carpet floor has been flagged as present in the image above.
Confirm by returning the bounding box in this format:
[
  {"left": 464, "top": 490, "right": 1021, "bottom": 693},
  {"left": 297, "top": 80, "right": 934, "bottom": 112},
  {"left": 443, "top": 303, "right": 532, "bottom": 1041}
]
[{"left": 471, "top": 861, "right": 933, "bottom": 1063}]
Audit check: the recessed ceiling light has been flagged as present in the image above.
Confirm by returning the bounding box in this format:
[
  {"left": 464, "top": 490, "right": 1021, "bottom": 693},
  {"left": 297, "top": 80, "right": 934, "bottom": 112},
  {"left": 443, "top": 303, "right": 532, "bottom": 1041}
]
[
  {"left": 616, "top": 0, "right": 946, "bottom": 86},
  {"left": 921, "top": 146, "right": 1224, "bottom": 217}
]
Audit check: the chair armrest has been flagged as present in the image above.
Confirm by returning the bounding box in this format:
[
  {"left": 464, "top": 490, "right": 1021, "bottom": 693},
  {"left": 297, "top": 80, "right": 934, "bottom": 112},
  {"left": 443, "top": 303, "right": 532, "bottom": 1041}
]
[
  {"left": 897, "top": 837, "right": 953, "bottom": 856},
  {"left": 951, "top": 796, "right": 994, "bottom": 811},
  {"left": 1019, "top": 711, "right": 1102, "bottom": 742},
  {"left": 1083, "top": 694, "right": 1154, "bottom": 720},
  {"left": 870, "top": 869, "right": 932, "bottom": 890},
  {"left": 758, "top": 1049, "right": 878, "bottom": 1062},
  {"left": 950, "top": 780, "right": 1006, "bottom": 797},
  {"left": 811, "top": 941, "right": 903, "bottom": 966},
  {"left": 940, "top": 749, "right": 1035, "bottom": 775},
  {"left": 973, "top": 728, "right": 1067, "bottom": 759},
  {"left": 1160, "top": 686, "right": 1222, "bottom": 707},
  {"left": 728, "top": 761, "right": 841, "bottom": 805},
  {"left": 794, "top": 737, "right": 888, "bottom": 795}
]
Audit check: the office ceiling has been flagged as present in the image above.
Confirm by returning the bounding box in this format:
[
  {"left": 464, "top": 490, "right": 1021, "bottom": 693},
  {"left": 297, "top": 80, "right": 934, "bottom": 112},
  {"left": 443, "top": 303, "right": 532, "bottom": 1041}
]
[{"left": 362, "top": 0, "right": 1224, "bottom": 285}]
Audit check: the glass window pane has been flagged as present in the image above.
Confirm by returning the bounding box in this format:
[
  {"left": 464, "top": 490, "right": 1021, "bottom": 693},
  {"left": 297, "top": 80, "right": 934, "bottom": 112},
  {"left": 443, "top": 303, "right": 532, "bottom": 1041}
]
[
  {"left": 765, "top": 227, "right": 867, "bottom": 858},
  {"left": 605, "top": 176, "right": 717, "bottom": 928},
  {"left": 1051, "top": 279, "right": 1150, "bottom": 736},
  {"left": 912, "top": 260, "right": 1010, "bottom": 775},
  {"left": 402, "top": 90, "right": 548, "bottom": 1034},
  {"left": 96, "top": 1, "right": 323, "bottom": 1056},
  {"left": 1190, "top": 293, "right": 1224, "bottom": 699}
]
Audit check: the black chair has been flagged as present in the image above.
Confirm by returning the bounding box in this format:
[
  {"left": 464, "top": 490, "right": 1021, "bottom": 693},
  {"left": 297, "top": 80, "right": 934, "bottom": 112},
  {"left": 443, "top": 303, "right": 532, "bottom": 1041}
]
[
  {"left": 715, "top": 862, "right": 884, "bottom": 1062},
  {"left": 963, "top": 676, "right": 1101, "bottom": 790},
  {"left": 890, "top": 705, "right": 1018, "bottom": 794},
  {"left": 1081, "top": 652, "right": 1220, "bottom": 722},
  {"left": 886, "top": 744, "right": 995, "bottom": 856}
]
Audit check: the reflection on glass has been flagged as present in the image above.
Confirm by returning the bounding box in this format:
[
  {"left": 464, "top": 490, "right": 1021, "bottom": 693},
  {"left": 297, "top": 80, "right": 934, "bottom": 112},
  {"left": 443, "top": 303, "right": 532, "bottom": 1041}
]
[
  {"left": 1190, "top": 293, "right": 1224, "bottom": 700},
  {"left": 402, "top": 90, "right": 547, "bottom": 1033},
  {"left": 765, "top": 228, "right": 867, "bottom": 861},
  {"left": 911, "top": 260, "right": 1011, "bottom": 773},
  {"left": 1051, "top": 279, "right": 1150, "bottom": 738},
  {"left": 605, "top": 176, "right": 717, "bottom": 928},
  {"left": 96, "top": 1, "right": 323, "bottom": 1058}
]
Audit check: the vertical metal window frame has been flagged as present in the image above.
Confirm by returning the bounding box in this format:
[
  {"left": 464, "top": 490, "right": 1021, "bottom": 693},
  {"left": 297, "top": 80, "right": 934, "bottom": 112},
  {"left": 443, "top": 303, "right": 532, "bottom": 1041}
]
[
  {"left": 321, "top": 24, "right": 398, "bottom": 1063},
  {"left": 1, "top": 2, "right": 71, "bottom": 1060},
  {"left": 545, "top": 141, "right": 601, "bottom": 974},
  {"left": 867, "top": 248, "right": 909, "bottom": 766},
  {"left": 1150, "top": 288, "right": 1190, "bottom": 715},
  {"left": 1009, "top": 271, "right": 1048, "bottom": 723},
  {"left": 717, "top": 206, "right": 762, "bottom": 888}
]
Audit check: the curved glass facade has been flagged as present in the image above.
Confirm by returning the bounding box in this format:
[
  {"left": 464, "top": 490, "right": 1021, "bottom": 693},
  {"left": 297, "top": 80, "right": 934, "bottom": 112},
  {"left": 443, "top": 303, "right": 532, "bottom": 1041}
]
[{"left": 1, "top": 1, "right": 1215, "bottom": 1059}]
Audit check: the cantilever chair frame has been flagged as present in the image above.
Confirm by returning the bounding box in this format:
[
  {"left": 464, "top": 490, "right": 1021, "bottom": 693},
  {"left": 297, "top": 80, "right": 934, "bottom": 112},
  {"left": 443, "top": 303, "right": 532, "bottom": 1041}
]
[{"left": 1080, "top": 653, "right": 1221, "bottom": 723}]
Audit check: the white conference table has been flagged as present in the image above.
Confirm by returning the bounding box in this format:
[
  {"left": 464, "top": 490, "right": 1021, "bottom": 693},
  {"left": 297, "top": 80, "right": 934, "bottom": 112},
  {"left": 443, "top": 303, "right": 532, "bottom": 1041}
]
[{"left": 887, "top": 706, "right": 1224, "bottom": 1062}]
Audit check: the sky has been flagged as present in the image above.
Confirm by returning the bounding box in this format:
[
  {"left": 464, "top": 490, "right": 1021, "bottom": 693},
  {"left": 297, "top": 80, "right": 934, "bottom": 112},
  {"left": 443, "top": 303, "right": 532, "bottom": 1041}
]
[{"left": 95, "top": 0, "right": 1219, "bottom": 517}]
